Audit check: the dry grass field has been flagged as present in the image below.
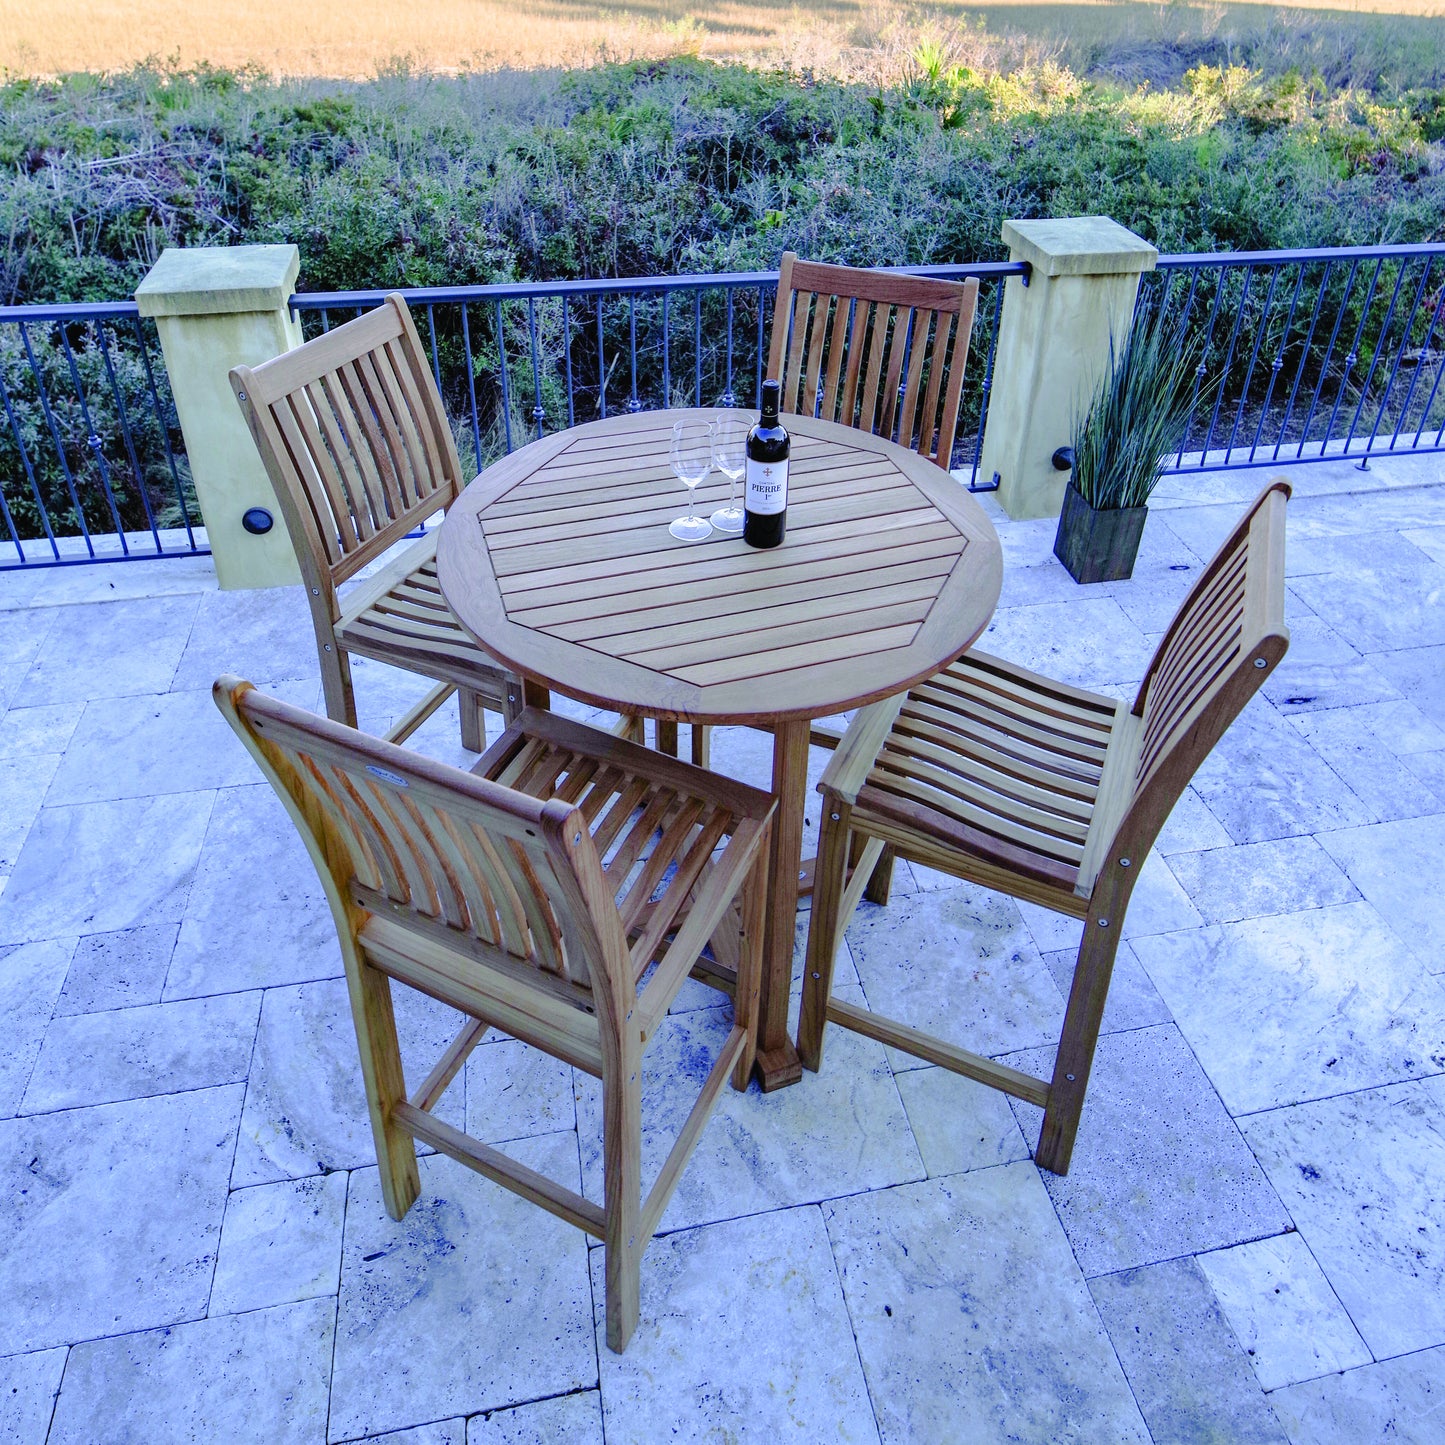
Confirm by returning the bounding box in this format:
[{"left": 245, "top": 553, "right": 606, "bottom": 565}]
[{"left": 2, "top": 0, "right": 1441, "bottom": 79}]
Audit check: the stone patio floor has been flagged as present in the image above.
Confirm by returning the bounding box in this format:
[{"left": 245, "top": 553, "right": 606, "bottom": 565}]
[{"left": 1, "top": 451, "right": 1443, "bottom": 1443}]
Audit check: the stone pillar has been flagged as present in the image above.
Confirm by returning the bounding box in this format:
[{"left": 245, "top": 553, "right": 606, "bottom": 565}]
[
  {"left": 978, "top": 217, "right": 1157, "bottom": 520},
  {"left": 136, "top": 245, "right": 303, "bottom": 588}
]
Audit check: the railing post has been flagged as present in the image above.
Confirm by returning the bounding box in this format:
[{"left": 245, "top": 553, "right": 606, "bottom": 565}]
[
  {"left": 979, "top": 218, "right": 1157, "bottom": 519},
  {"left": 135, "top": 245, "right": 303, "bottom": 588}
]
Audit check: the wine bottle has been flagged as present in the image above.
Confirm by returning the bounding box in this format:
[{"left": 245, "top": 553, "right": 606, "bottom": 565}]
[{"left": 744, "top": 379, "right": 790, "bottom": 549}]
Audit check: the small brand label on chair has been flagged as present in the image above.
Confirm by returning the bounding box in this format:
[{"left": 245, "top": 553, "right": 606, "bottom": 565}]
[{"left": 365, "top": 765, "right": 411, "bottom": 788}]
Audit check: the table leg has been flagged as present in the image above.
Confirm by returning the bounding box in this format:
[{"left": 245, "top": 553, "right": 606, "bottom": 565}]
[
  {"left": 754, "top": 717, "right": 808, "bottom": 1092},
  {"left": 521, "top": 678, "right": 552, "bottom": 711}
]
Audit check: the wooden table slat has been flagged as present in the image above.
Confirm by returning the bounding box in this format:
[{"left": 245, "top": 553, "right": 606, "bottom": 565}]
[
  {"left": 502, "top": 516, "right": 963, "bottom": 611},
  {"left": 530, "top": 551, "right": 960, "bottom": 639},
  {"left": 604, "top": 577, "right": 947, "bottom": 662}
]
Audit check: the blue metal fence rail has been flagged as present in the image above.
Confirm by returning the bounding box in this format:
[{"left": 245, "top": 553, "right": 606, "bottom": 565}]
[
  {"left": 5, "top": 243, "right": 1445, "bottom": 570},
  {"left": 0, "top": 300, "right": 203, "bottom": 569},
  {"left": 1146, "top": 243, "right": 1445, "bottom": 474}
]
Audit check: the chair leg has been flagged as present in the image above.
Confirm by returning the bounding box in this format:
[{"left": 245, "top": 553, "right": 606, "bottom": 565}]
[
  {"left": 859, "top": 840, "right": 896, "bottom": 906},
  {"left": 797, "top": 805, "right": 852, "bottom": 1072},
  {"left": 602, "top": 1049, "right": 643, "bottom": 1354},
  {"left": 320, "top": 643, "right": 358, "bottom": 728},
  {"left": 1035, "top": 916, "right": 1122, "bottom": 1176},
  {"left": 731, "top": 834, "right": 769, "bottom": 1090},
  {"left": 345, "top": 957, "right": 420, "bottom": 1219},
  {"left": 502, "top": 681, "right": 526, "bottom": 725},
  {"left": 655, "top": 720, "right": 679, "bottom": 757},
  {"left": 690, "top": 723, "right": 711, "bottom": 769},
  {"left": 458, "top": 687, "right": 486, "bottom": 752}
]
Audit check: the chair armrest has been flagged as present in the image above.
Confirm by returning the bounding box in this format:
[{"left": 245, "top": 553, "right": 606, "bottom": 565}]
[{"left": 817, "top": 692, "right": 908, "bottom": 805}]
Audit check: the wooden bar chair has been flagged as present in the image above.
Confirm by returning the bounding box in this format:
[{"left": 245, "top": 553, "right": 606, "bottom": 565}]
[
  {"left": 798, "top": 481, "right": 1291, "bottom": 1175},
  {"left": 768, "top": 251, "right": 980, "bottom": 472},
  {"left": 737, "top": 253, "right": 982, "bottom": 763},
  {"left": 214, "top": 676, "right": 774, "bottom": 1353},
  {"left": 231, "top": 294, "right": 527, "bottom": 751}
]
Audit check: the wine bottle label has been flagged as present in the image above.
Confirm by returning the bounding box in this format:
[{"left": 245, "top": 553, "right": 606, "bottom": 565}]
[{"left": 745, "top": 457, "right": 788, "bottom": 516}]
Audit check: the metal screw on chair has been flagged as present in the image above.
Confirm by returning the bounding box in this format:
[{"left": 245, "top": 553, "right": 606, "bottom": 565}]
[
  {"left": 1066, "top": 1073, "right": 1076, "bottom": 1082},
  {"left": 1254, "top": 657, "right": 1267, "bottom": 668},
  {"left": 311, "top": 588, "right": 320, "bottom": 596},
  {"left": 1098, "top": 918, "right": 1110, "bottom": 928},
  {"left": 237, "top": 390, "right": 246, "bottom": 401},
  {"left": 830, "top": 812, "right": 840, "bottom": 821},
  {"left": 1119, "top": 857, "right": 1131, "bottom": 868}
]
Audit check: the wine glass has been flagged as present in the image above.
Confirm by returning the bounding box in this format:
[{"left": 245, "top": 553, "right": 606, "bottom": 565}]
[
  {"left": 710, "top": 412, "right": 750, "bottom": 533},
  {"left": 669, "top": 418, "right": 714, "bottom": 541}
]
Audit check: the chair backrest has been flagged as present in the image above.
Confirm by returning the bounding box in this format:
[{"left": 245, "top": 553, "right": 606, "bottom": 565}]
[
  {"left": 213, "top": 676, "right": 630, "bottom": 1016},
  {"left": 766, "top": 252, "right": 979, "bottom": 469},
  {"left": 231, "top": 294, "right": 465, "bottom": 613},
  {"left": 1115, "top": 481, "right": 1291, "bottom": 858}
]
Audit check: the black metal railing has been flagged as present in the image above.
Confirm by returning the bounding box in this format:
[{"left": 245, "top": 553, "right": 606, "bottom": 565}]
[
  {"left": 6, "top": 241, "right": 1445, "bottom": 570},
  {"left": 288, "top": 261, "right": 1024, "bottom": 491},
  {"left": 0, "top": 300, "right": 202, "bottom": 569},
  {"left": 1146, "top": 243, "right": 1445, "bottom": 473}
]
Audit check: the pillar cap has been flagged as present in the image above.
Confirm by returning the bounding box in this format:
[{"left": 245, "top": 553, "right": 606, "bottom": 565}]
[
  {"left": 136, "top": 244, "right": 301, "bottom": 318},
  {"left": 1002, "top": 218, "right": 1157, "bottom": 278}
]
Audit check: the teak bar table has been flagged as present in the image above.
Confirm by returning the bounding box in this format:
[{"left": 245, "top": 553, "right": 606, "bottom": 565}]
[{"left": 438, "top": 409, "right": 1003, "bottom": 1090}]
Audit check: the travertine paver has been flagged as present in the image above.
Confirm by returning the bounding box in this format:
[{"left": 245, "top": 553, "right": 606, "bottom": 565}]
[
  {"left": 826, "top": 1164, "right": 1150, "bottom": 1443},
  {"left": 0, "top": 1346, "right": 65, "bottom": 1442},
  {"left": 892, "top": 1065, "right": 1030, "bottom": 1176},
  {"left": 1197, "top": 1232, "right": 1371, "bottom": 1392},
  {"left": 1088, "top": 1257, "right": 1289, "bottom": 1444},
  {"left": 1242, "top": 1075, "right": 1445, "bottom": 1360},
  {"left": 16, "top": 595, "right": 200, "bottom": 704},
  {"left": 52, "top": 922, "right": 177, "bottom": 1015},
  {"left": 164, "top": 782, "right": 341, "bottom": 999},
  {"left": 593, "top": 1206, "right": 878, "bottom": 1444},
  {"left": 48, "top": 1297, "right": 335, "bottom": 1444},
  {"left": 365, "top": 1423, "right": 466, "bottom": 1445},
  {"left": 0, "top": 752, "right": 59, "bottom": 874},
  {"left": 1006, "top": 1025, "right": 1290, "bottom": 1276},
  {"left": 330, "top": 1142, "right": 595, "bottom": 1441},
  {"left": 0, "top": 790, "right": 213, "bottom": 945},
  {"left": 1040, "top": 941, "right": 1172, "bottom": 1035},
  {"left": 20, "top": 989, "right": 261, "bottom": 1114},
  {"left": 0, "top": 1085, "right": 240, "bottom": 1355},
  {"left": 1267, "top": 1346, "right": 1445, "bottom": 1444},
  {"left": 463, "top": 1037, "right": 575, "bottom": 1146},
  {"left": 1164, "top": 835, "right": 1360, "bottom": 925},
  {"left": 1318, "top": 812, "right": 1445, "bottom": 970},
  {"left": 43, "top": 684, "right": 312, "bottom": 805},
  {"left": 467, "top": 1392, "right": 602, "bottom": 1444},
  {"left": 1132, "top": 902, "right": 1445, "bottom": 1113},
  {"left": 0, "top": 450, "right": 1441, "bottom": 1442},
  {"left": 209, "top": 1173, "right": 349, "bottom": 1316},
  {"left": 0, "top": 938, "right": 74, "bottom": 1115}
]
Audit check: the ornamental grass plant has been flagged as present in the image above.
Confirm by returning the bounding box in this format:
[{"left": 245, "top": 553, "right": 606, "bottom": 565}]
[{"left": 1069, "top": 306, "right": 1209, "bottom": 511}]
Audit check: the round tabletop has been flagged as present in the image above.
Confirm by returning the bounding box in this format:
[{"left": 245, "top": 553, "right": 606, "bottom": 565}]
[{"left": 437, "top": 409, "right": 1003, "bottom": 726}]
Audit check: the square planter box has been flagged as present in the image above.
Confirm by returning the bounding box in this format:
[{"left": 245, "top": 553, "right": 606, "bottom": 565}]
[{"left": 1053, "top": 484, "right": 1147, "bottom": 584}]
